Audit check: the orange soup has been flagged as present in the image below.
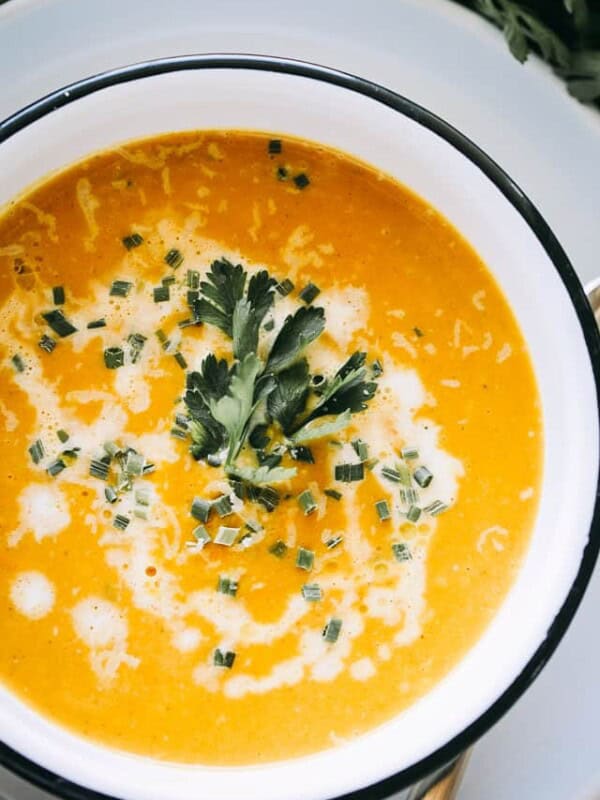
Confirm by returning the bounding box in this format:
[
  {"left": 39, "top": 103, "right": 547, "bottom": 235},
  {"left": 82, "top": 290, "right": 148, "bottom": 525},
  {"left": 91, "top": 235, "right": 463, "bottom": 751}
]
[{"left": 0, "top": 131, "right": 542, "bottom": 764}]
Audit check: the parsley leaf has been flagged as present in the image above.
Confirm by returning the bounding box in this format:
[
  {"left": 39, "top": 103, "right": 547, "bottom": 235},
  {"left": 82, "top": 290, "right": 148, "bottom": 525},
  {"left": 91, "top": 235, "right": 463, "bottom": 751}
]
[
  {"left": 267, "top": 359, "right": 310, "bottom": 434},
  {"left": 193, "top": 258, "right": 247, "bottom": 336},
  {"left": 184, "top": 355, "right": 231, "bottom": 459},
  {"left": 290, "top": 409, "right": 352, "bottom": 444},
  {"left": 266, "top": 306, "right": 325, "bottom": 373}
]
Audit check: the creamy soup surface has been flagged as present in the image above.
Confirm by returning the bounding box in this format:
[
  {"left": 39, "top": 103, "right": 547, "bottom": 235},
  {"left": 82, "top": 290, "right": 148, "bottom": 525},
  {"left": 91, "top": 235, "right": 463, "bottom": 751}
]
[{"left": 0, "top": 131, "right": 542, "bottom": 764}]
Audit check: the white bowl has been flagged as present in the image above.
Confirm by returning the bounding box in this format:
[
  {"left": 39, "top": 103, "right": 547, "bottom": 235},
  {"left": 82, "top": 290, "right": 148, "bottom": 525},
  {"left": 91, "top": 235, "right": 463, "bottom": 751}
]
[{"left": 1, "top": 55, "right": 599, "bottom": 800}]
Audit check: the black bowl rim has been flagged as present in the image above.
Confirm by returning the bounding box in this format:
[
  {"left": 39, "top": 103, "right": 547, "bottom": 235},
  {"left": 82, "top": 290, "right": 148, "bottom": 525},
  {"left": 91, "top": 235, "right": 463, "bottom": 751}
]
[{"left": 0, "top": 53, "right": 599, "bottom": 800}]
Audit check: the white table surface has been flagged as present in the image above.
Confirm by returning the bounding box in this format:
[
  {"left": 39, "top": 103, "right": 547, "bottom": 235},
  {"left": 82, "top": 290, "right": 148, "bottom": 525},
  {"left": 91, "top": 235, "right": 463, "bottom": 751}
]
[{"left": 0, "top": 1, "right": 599, "bottom": 798}]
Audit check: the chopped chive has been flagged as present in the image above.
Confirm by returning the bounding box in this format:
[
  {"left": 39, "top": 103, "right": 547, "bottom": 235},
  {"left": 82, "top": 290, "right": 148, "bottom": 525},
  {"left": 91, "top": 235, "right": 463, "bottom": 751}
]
[
  {"left": 324, "top": 488, "right": 342, "bottom": 501},
  {"left": 293, "top": 172, "right": 310, "bottom": 189},
  {"left": 275, "top": 278, "right": 294, "bottom": 296},
  {"left": 178, "top": 317, "right": 193, "bottom": 328},
  {"left": 213, "top": 648, "right": 235, "bottom": 669},
  {"left": 301, "top": 583, "right": 323, "bottom": 602},
  {"left": 42, "top": 309, "right": 77, "bottom": 337},
  {"left": 175, "top": 414, "right": 189, "bottom": 430},
  {"left": 60, "top": 446, "right": 80, "bottom": 461},
  {"left": 113, "top": 514, "right": 130, "bottom": 531},
  {"left": 187, "top": 289, "right": 199, "bottom": 306},
  {"left": 213, "top": 494, "right": 233, "bottom": 518},
  {"left": 352, "top": 438, "right": 369, "bottom": 462},
  {"left": 165, "top": 248, "right": 184, "bottom": 269},
  {"left": 38, "top": 334, "right": 57, "bottom": 353},
  {"left": 400, "top": 487, "right": 420, "bottom": 506},
  {"left": 90, "top": 458, "right": 110, "bottom": 480},
  {"left": 191, "top": 497, "right": 211, "bottom": 523},
  {"left": 162, "top": 275, "right": 176, "bottom": 287},
  {"left": 11, "top": 354, "right": 25, "bottom": 372},
  {"left": 381, "top": 466, "right": 401, "bottom": 483},
  {"left": 298, "top": 489, "right": 317, "bottom": 515},
  {"left": 52, "top": 286, "right": 65, "bottom": 305},
  {"left": 109, "top": 279, "right": 133, "bottom": 297},
  {"left": 325, "top": 535, "right": 343, "bottom": 549},
  {"left": 371, "top": 359, "right": 383, "bottom": 377},
  {"left": 289, "top": 445, "right": 314, "bottom": 464},
  {"left": 406, "top": 505, "right": 421, "bottom": 523},
  {"left": 46, "top": 458, "right": 66, "bottom": 477},
  {"left": 269, "top": 539, "right": 288, "bottom": 558},
  {"left": 186, "top": 270, "right": 200, "bottom": 290},
  {"left": 28, "top": 439, "right": 45, "bottom": 465},
  {"left": 153, "top": 285, "right": 170, "bottom": 303},
  {"left": 104, "top": 486, "right": 118, "bottom": 503},
  {"left": 170, "top": 427, "right": 188, "bottom": 440},
  {"left": 276, "top": 166, "right": 288, "bottom": 181},
  {"left": 323, "top": 618, "right": 342, "bottom": 643},
  {"left": 104, "top": 346, "right": 124, "bottom": 369},
  {"left": 413, "top": 466, "right": 433, "bottom": 488},
  {"left": 424, "top": 500, "right": 449, "bottom": 516},
  {"left": 263, "top": 318, "right": 275, "bottom": 332},
  {"left": 127, "top": 333, "right": 146, "bottom": 363},
  {"left": 256, "top": 485, "right": 280, "bottom": 511},
  {"left": 335, "top": 463, "right": 364, "bottom": 483},
  {"left": 124, "top": 451, "right": 145, "bottom": 477},
  {"left": 245, "top": 519, "right": 263, "bottom": 533},
  {"left": 87, "top": 318, "right": 107, "bottom": 329},
  {"left": 375, "top": 499, "right": 391, "bottom": 521},
  {"left": 214, "top": 526, "right": 240, "bottom": 546},
  {"left": 103, "top": 441, "right": 122, "bottom": 458},
  {"left": 392, "top": 542, "right": 412, "bottom": 562},
  {"left": 155, "top": 329, "right": 168, "bottom": 347},
  {"left": 296, "top": 547, "right": 314, "bottom": 571},
  {"left": 299, "top": 282, "right": 320, "bottom": 304},
  {"left": 401, "top": 447, "right": 419, "bottom": 460},
  {"left": 414, "top": 326, "right": 424, "bottom": 338},
  {"left": 190, "top": 525, "right": 211, "bottom": 549},
  {"left": 268, "top": 139, "right": 282, "bottom": 154},
  {"left": 173, "top": 352, "right": 187, "bottom": 369},
  {"left": 122, "top": 233, "right": 143, "bottom": 250},
  {"left": 217, "top": 576, "right": 238, "bottom": 597},
  {"left": 56, "top": 429, "right": 69, "bottom": 443}
]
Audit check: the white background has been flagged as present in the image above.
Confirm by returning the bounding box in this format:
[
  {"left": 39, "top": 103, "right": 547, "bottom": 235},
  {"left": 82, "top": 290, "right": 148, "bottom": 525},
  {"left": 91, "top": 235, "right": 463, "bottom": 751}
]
[{"left": 0, "top": 1, "right": 599, "bottom": 798}]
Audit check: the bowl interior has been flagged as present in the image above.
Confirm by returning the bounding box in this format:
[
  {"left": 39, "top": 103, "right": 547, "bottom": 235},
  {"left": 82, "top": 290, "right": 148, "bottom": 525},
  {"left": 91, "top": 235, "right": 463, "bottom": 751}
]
[{"left": 0, "top": 60, "right": 597, "bottom": 800}]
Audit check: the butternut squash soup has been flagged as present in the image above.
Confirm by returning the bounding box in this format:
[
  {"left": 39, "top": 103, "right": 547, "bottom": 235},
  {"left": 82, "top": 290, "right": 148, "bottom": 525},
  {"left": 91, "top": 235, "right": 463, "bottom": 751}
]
[{"left": 0, "top": 131, "right": 541, "bottom": 765}]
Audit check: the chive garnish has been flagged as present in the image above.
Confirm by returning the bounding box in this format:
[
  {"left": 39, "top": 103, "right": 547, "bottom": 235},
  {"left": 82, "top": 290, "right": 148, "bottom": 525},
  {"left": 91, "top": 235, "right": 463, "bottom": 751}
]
[
  {"left": 217, "top": 576, "right": 238, "bottom": 597},
  {"left": 335, "top": 463, "right": 364, "bottom": 482},
  {"left": 46, "top": 458, "right": 66, "bottom": 477},
  {"left": 153, "top": 285, "right": 170, "bottom": 303},
  {"left": 52, "top": 286, "right": 65, "bottom": 305},
  {"left": 57, "top": 429, "right": 69, "bottom": 443},
  {"left": 381, "top": 466, "right": 401, "bottom": 483},
  {"left": 325, "top": 535, "right": 343, "bottom": 549},
  {"left": 124, "top": 451, "right": 145, "bottom": 476},
  {"left": 104, "top": 486, "right": 118, "bottom": 503},
  {"left": 276, "top": 166, "right": 288, "bottom": 181},
  {"left": 187, "top": 289, "right": 199, "bottom": 306},
  {"left": 424, "top": 500, "right": 449, "bottom": 516},
  {"left": 175, "top": 414, "right": 189, "bottom": 430},
  {"left": 352, "top": 438, "right": 369, "bottom": 462},
  {"left": 213, "top": 494, "right": 233, "bottom": 518},
  {"left": 127, "top": 332, "right": 147, "bottom": 363},
  {"left": 269, "top": 539, "right": 288, "bottom": 558},
  {"left": 249, "top": 424, "right": 270, "bottom": 449},
  {"left": 268, "top": 139, "right": 282, "bottom": 155},
  {"left": 155, "top": 329, "right": 168, "bottom": 347},
  {"left": 186, "top": 270, "right": 200, "bottom": 290},
  {"left": 90, "top": 458, "right": 110, "bottom": 480},
  {"left": 109, "top": 279, "right": 133, "bottom": 297},
  {"left": 324, "top": 488, "right": 342, "bottom": 501},
  {"left": 165, "top": 248, "right": 183, "bottom": 269},
  {"left": 113, "top": 514, "right": 130, "bottom": 530},
  {"left": 38, "top": 334, "right": 56, "bottom": 353},
  {"left": 173, "top": 352, "right": 187, "bottom": 370},
  {"left": 301, "top": 583, "right": 322, "bottom": 602},
  {"left": 406, "top": 505, "right": 421, "bottom": 523},
  {"left": 400, "top": 487, "right": 420, "bottom": 506},
  {"left": 213, "top": 649, "right": 236, "bottom": 669},
  {"left": 296, "top": 547, "right": 314, "bottom": 571},
  {"left": 323, "top": 618, "right": 342, "bottom": 643},
  {"left": 178, "top": 318, "right": 193, "bottom": 329},
  {"left": 293, "top": 173, "right": 310, "bottom": 189},
  {"left": 11, "top": 354, "right": 25, "bottom": 372},
  {"left": 298, "top": 489, "right": 317, "bottom": 515},
  {"left": 170, "top": 427, "right": 188, "bottom": 440},
  {"left": 191, "top": 497, "right": 211, "bottom": 523},
  {"left": 42, "top": 309, "right": 77, "bottom": 337},
  {"left": 375, "top": 499, "right": 391, "bottom": 521},
  {"left": 392, "top": 542, "right": 412, "bottom": 562},
  {"left": 275, "top": 278, "right": 294, "bottom": 296},
  {"left": 103, "top": 441, "right": 122, "bottom": 458},
  {"left": 28, "top": 439, "right": 45, "bottom": 465},
  {"left": 104, "top": 347, "right": 124, "bottom": 369},
  {"left": 190, "top": 525, "right": 211, "bottom": 549},
  {"left": 162, "top": 275, "right": 176, "bottom": 287},
  {"left": 299, "top": 282, "right": 320, "bottom": 304},
  {"left": 371, "top": 359, "right": 384, "bottom": 377},
  {"left": 245, "top": 519, "right": 263, "bottom": 534},
  {"left": 87, "top": 318, "right": 107, "bottom": 329},
  {"left": 122, "top": 233, "right": 143, "bottom": 250},
  {"left": 289, "top": 445, "right": 314, "bottom": 463},
  {"left": 214, "top": 526, "right": 239, "bottom": 546},
  {"left": 257, "top": 485, "right": 280, "bottom": 511},
  {"left": 413, "top": 466, "right": 433, "bottom": 488},
  {"left": 401, "top": 447, "right": 419, "bottom": 460}
]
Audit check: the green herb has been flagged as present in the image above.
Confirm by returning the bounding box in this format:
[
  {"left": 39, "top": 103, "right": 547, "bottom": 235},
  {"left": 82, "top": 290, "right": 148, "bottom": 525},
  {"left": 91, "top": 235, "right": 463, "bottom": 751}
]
[
  {"left": 229, "top": 464, "right": 296, "bottom": 485},
  {"left": 381, "top": 465, "right": 401, "bottom": 483},
  {"left": 249, "top": 424, "right": 270, "bottom": 449},
  {"left": 38, "top": 334, "right": 56, "bottom": 353},
  {"left": 173, "top": 352, "right": 187, "bottom": 369},
  {"left": 109, "top": 279, "right": 133, "bottom": 297},
  {"left": 424, "top": 500, "right": 449, "bottom": 516},
  {"left": 299, "top": 282, "right": 320, "bottom": 304},
  {"left": 371, "top": 359, "right": 384, "bottom": 377},
  {"left": 268, "top": 139, "right": 282, "bottom": 154},
  {"left": 401, "top": 447, "right": 419, "bottom": 460},
  {"left": 213, "top": 649, "right": 236, "bottom": 668},
  {"left": 289, "top": 445, "right": 315, "bottom": 463},
  {"left": 28, "top": 439, "right": 45, "bottom": 464},
  {"left": 290, "top": 409, "right": 352, "bottom": 444},
  {"left": 275, "top": 278, "right": 294, "bottom": 296},
  {"left": 165, "top": 248, "right": 184, "bottom": 269},
  {"left": 113, "top": 514, "right": 130, "bottom": 530},
  {"left": 400, "top": 487, "right": 420, "bottom": 506},
  {"left": 122, "top": 233, "right": 143, "bottom": 250},
  {"left": 269, "top": 539, "right": 288, "bottom": 558},
  {"left": 52, "top": 286, "right": 65, "bottom": 305},
  {"left": 153, "top": 285, "right": 170, "bottom": 303},
  {"left": 46, "top": 458, "right": 66, "bottom": 477},
  {"left": 42, "top": 309, "right": 77, "bottom": 337},
  {"left": 352, "top": 438, "right": 369, "bottom": 462},
  {"left": 90, "top": 458, "right": 110, "bottom": 480},
  {"left": 406, "top": 505, "right": 421, "bottom": 523},
  {"left": 171, "top": 427, "right": 188, "bottom": 440},
  {"left": 302, "top": 583, "right": 322, "bottom": 601},
  {"left": 298, "top": 490, "right": 317, "bottom": 516},
  {"left": 11, "top": 354, "right": 25, "bottom": 372},
  {"left": 87, "top": 318, "right": 107, "bottom": 329},
  {"left": 191, "top": 497, "right": 212, "bottom": 523},
  {"left": 294, "top": 173, "right": 310, "bottom": 189},
  {"left": 213, "top": 494, "right": 233, "bottom": 518},
  {"left": 104, "top": 346, "right": 124, "bottom": 369},
  {"left": 413, "top": 466, "right": 433, "bottom": 488},
  {"left": 191, "top": 525, "right": 211, "bottom": 549},
  {"left": 103, "top": 441, "right": 122, "bottom": 458},
  {"left": 60, "top": 447, "right": 80, "bottom": 461},
  {"left": 326, "top": 535, "right": 343, "bottom": 549},
  {"left": 323, "top": 618, "right": 342, "bottom": 643},
  {"left": 217, "top": 576, "right": 239, "bottom": 596},
  {"left": 124, "top": 451, "right": 145, "bottom": 476},
  {"left": 187, "top": 270, "right": 200, "bottom": 289},
  {"left": 267, "top": 359, "right": 310, "bottom": 434},
  {"left": 266, "top": 306, "right": 325, "bottom": 373},
  {"left": 214, "top": 526, "right": 240, "bottom": 546},
  {"left": 296, "top": 546, "right": 315, "bottom": 570},
  {"left": 335, "top": 462, "right": 364, "bottom": 482},
  {"left": 375, "top": 499, "right": 391, "bottom": 521},
  {"left": 324, "top": 488, "right": 342, "bottom": 501},
  {"left": 104, "top": 486, "right": 118, "bottom": 503},
  {"left": 56, "top": 429, "right": 69, "bottom": 443},
  {"left": 127, "top": 333, "right": 146, "bottom": 363},
  {"left": 155, "top": 329, "right": 168, "bottom": 348},
  {"left": 392, "top": 542, "right": 412, "bottom": 562}
]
